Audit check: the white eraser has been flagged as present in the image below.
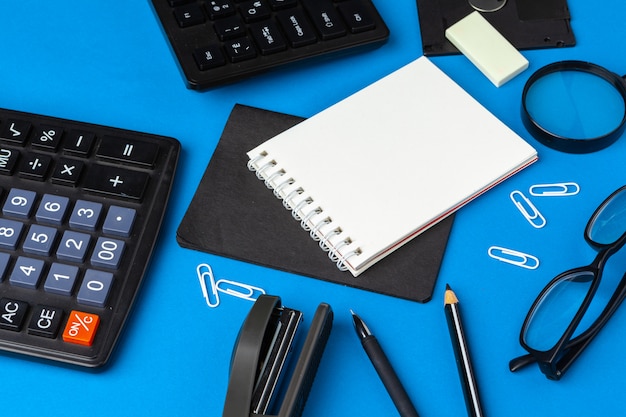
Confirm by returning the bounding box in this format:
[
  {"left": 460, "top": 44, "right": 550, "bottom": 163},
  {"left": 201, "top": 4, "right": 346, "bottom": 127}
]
[{"left": 445, "top": 11, "right": 529, "bottom": 87}]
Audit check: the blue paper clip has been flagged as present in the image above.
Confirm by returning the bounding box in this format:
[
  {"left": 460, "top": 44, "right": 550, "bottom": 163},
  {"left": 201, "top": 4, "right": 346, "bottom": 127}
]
[
  {"left": 488, "top": 246, "right": 539, "bottom": 269},
  {"left": 529, "top": 182, "right": 580, "bottom": 197},
  {"left": 197, "top": 263, "right": 266, "bottom": 308},
  {"left": 510, "top": 190, "right": 546, "bottom": 228}
]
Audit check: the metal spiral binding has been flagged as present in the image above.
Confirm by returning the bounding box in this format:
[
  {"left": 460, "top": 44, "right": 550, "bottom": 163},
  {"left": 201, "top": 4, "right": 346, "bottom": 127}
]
[{"left": 248, "top": 152, "right": 362, "bottom": 273}]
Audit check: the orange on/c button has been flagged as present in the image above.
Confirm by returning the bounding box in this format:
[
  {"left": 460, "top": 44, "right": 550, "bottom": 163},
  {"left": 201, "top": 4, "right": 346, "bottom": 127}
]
[{"left": 62, "top": 311, "right": 100, "bottom": 346}]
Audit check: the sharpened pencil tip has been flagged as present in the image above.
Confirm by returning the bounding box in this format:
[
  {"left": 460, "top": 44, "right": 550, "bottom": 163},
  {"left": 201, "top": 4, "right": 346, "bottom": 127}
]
[{"left": 444, "top": 285, "right": 458, "bottom": 305}]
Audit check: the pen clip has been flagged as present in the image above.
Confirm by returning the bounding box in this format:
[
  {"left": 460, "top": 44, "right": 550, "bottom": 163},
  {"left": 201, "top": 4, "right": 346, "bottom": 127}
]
[
  {"left": 510, "top": 190, "right": 546, "bottom": 228},
  {"left": 488, "top": 246, "right": 539, "bottom": 269}
]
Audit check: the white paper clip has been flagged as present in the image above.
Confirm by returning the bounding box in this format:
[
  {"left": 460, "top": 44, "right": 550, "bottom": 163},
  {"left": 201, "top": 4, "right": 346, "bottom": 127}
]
[
  {"left": 529, "top": 182, "right": 580, "bottom": 197},
  {"left": 488, "top": 246, "right": 539, "bottom": 269},
  {"left": 196, "top": 263, "right": 266, "bottom": 308},
  {"left": 510, "top": 190, "right": 546, "bottom": 228}
]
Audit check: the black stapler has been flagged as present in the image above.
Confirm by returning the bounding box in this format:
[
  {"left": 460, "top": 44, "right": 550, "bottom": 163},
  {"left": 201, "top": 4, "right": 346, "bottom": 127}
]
[{"left": 222, "top": 295, "right": 333, "bottom": 417}]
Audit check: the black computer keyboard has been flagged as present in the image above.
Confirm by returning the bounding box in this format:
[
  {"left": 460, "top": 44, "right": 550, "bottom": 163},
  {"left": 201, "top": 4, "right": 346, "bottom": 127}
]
[
  {"left": 0, "top": 108, "right": 180, "bottom": 367},
  {"left": 150, "top": 0, "right": 390, "bottom": 89}
]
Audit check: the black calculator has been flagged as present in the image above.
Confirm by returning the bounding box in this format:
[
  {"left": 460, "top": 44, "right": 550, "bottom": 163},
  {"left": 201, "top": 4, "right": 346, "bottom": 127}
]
[
  {"left": 0, "top": 108, "right": 180, "bottom": 367},
  {"left": 150, "top": 0, "right": 390, "bottom": 89}
]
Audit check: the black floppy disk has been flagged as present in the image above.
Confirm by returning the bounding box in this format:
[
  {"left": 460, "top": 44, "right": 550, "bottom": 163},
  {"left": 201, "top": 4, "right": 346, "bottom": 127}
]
[
  {"left": 416, "top": 0, "right": 576, "bottom": 55},
  {"left": 221, "top": 295, "right": 333, "bottom": 417}
]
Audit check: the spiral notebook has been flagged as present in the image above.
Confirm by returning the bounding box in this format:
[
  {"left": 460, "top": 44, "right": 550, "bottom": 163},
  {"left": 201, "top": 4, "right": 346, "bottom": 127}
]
[
  {"left": 177, "top": 104, "right": 454, "bottom": 303},
  {"left": 247, "top": 56, "right": 538, "bottom": 277}
]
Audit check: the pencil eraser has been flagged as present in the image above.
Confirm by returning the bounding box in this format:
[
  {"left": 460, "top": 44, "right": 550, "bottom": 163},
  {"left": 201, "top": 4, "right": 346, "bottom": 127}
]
[{"left": 445, "top": 11, "right": 529, "bottom": 87}]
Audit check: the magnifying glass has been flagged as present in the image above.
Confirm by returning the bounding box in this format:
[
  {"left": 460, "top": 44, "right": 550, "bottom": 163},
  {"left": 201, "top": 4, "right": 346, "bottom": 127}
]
[{"left": 521, "top": 61, "right": 626, "bottom": 153}]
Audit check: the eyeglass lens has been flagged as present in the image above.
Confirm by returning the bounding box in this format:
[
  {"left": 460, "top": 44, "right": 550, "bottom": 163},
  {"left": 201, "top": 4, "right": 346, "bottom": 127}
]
[
  {"left": 524, "top": 70, "right": 625, "bottom": 141},
  {"left": 523, "top": 271, "right": 595, "bottom": 351},
  {"left": 588, "top": 187, "right": 626, "bottom": 245}
]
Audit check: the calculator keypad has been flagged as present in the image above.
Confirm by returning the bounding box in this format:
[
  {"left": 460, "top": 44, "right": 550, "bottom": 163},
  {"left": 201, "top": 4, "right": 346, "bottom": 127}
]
[{"left": 0, "top": 107, "right": 179, "bottom": 367}]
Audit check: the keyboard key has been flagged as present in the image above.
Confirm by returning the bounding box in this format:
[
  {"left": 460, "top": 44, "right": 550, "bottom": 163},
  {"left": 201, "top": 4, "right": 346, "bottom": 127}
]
[
  {"left": 0, "top": 120, "right": 31, "bottom": 144},
  {"left": 277, "top": 10, "right": 317, "bottom": 47},
  {"left": 302, "top": 0, "right": 347, "bottom": 40},
  {"left": 0, "top": 147, "right": 20, "bottom": 175},
  {"left": 63, "top": 311, "right": 100, "bottom": 346},
  {"left": 96, "top": 135, "right": 160, "bottom": 167},
  {"left": 44, "top": 263, "right": 79, "bottom": 296},
  {"left": 205, "top": 0, "right": 235, "bottom": 19},
  {"left": 90, "top": 237, "right": 125, "bottom": 269},
  {"left": 269, "top": 0, "right": 298, "bottom": 10},
  {"left": 57, "top": 230, "right": 91, "bottom": 262},
  {"left": 0, "top": 298, "right": 29, "bottom": 331},
  {"left": 250, "top": 22, "right": 287, "bottom": 54},
  {"left": 0, "top": 219, "right": 24, "bottom": 250},
  {"left": 213, "top": 16, "right": 246, "bottom": 40},
  {"left": 27, "top": 305, "right": 63, "bottom": 338},
  {"left": 23, "top": 225, "right": 58, "bottom": 256},
  {"left": 63, "top": 130, "right": 95, "bottom": 155},
  {"left": 32, "top": 125, "right": 63, "bottom": 151},
  {"left": 18, "top": 153, "right": 52, "bottom": 180},
  {"left": 35, "top": 194, "right": 70, "bottom": 225},
  {"left": 173, "top": 3, "right": 206, "bottom": 27},
  {"left": 337, "top": 1, "right": 376, "bottom": 33},
  {"left": 240, "top": 0, "right": 271, "bottom": 23},
  {"left": 77, "top": 270, "right": 114, "bottom": 307},
  {"left": 3, "top": 188, "right": 37, "bottom": 218},
  {"left": 10, "top": 256, "right": 45, "bottom": 289},
  {"left": 103, "top": 206, "right": 136, "bottom": 237},
  {"left": 193, "top": 46, "right": 227, "bottom": 70},
  {"left": 69, "top": 200, "right": 103, "bottom": 231},
  {"left": 82, "top": 164, "right": 149, "bottom": 200},
  {"left": 225, "top": 38, "right": 257, "bottom": 62},
  {"left": 51, "top": 158, "right": 84, "bottom": 186}
]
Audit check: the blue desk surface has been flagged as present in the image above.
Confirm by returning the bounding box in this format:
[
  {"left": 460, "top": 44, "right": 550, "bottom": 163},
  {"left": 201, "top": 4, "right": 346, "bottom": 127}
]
[{"left": 1, "top": 1, "right": 626, "bottom": 416}]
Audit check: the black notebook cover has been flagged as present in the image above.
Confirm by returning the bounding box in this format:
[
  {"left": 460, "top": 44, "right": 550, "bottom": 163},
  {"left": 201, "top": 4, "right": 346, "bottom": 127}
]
[
  {"left": 417, "top": 0, "right": 576, "bottom": 56},
  {"left": 176, "top": 104, "right": 454, "bottom": 303}
]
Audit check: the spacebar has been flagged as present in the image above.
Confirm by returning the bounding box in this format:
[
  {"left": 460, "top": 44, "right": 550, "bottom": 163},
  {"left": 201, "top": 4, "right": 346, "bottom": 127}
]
[{"left": 83, "top": 164, "right": 149, "bottom": 200}]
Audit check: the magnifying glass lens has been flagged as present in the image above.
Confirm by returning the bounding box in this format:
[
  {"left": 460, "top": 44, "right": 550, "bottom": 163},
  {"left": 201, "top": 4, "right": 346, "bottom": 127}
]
[{"left": 525, "top": 70, "right": 626, "bottom": 141}]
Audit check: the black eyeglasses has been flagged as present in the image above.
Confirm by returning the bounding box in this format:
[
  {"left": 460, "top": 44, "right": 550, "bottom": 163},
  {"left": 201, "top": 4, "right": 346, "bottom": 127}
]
[{"left": 509, "top": 185, "right": 626, "bottom": 380}]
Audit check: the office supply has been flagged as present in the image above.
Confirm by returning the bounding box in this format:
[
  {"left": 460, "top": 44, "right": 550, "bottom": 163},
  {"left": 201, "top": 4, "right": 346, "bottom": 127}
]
[
  {"left": 522, "top": 61, "right": 626, "bottom": 153},
  {"left": 445, "top": 12, "right": 528, "bottom": 87},
  {"left": 510, "top": 190, "right": 546, "bottom": 228},
  {"left": 350, "top": 310, "right": 420, "bottom": 417},
  {"left": 416, "top": 0, "right": 575, "bottom": 56},
  {"left": 222, "top": 294, "right": 333, "bottom": 417},
  {"left": 177, "top": 104, "right": 454, "bottom": 303},
  {"left": 0, "top": 107, "right": 180, "bottom": 367},
  {"left": 529, "top": 182, "right": 580, "bottom": 197},
  {"left": 487, "top": 246, "right": 539, "bottom": 269},
  {"left": 149, "top": 0, "right": 389, "bottom": 89},
  {"left": 197, "top": 263, "right": 265, "bottom": 308},
  {"left": 510, "top": 185, "right": 626, "bottom": 380},
  {"left": 247, "top": 57, "right": 538, "bottom": 277},
  {"left": 444, "top": 285, "right": 485, "bottom": 417}
]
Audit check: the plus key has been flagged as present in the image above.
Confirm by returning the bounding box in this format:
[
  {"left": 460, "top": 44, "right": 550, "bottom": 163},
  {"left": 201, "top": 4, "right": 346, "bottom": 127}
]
[{"left": 83, "top": 164, "right": 149, "bottom": 200}]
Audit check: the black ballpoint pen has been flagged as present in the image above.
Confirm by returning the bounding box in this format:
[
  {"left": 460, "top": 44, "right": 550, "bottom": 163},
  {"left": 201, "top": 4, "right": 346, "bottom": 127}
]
[
  {"left": 444, "top": 284, "right": 485, "bottom": 417},
  {"left": 350, "top": 310, "right": 420, "bottom": 417}
]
